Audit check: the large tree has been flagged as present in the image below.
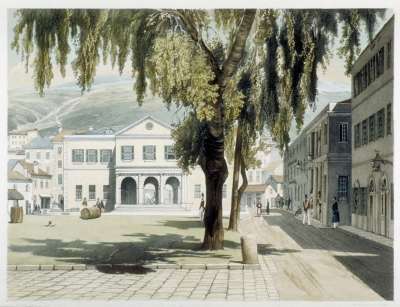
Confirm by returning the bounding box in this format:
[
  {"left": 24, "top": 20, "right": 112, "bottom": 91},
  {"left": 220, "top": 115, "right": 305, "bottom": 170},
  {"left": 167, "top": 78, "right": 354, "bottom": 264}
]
[{"left": 12, "top": 9, "right": 384, "bottom": 249}]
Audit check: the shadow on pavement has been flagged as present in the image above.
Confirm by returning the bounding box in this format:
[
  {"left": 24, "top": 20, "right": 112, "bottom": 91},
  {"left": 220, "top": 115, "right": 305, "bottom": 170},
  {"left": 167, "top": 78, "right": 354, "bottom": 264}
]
[
  {"left": 9, "top": 232, "right": 240, "bottom": 274},
  {"left": 264, "top": 209, "right": 393, "bottom": 300},
  {"left": 257, "top": 244, "right": 300, "bottom": 256},
  {"left": 95, "top": 264, "right": 155, "bottom": 275}
]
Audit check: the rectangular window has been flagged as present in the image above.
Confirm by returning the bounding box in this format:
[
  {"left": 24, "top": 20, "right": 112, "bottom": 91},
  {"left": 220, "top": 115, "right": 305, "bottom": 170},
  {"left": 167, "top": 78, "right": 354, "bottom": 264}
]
[
  {"left": 58, "top": 147, "right": 62, "bottom": 154},
  {"left": 86, "top": 149, "right": 98, "bottom": 163},
  {"left": 354, "top": 123, "right": 361, "bottom": 148},
  {"left": 377, "top": 108, "right": 385, "bottom": 139},
  {"left": 40, "top": 181, "right": 43, "bottom": 188},
  {"left": 323, "top": 122, "right": 328, "bottom": 145},
  {"left": 387, "top": 40, "right": 392, "bottom": 69},
  {"left": 89, "top": 185, "right": 96, "bottom": 200},
  {"left": 378, "top": 47, "right": 385, "bottom": 76},
  {"left": 100, "top": 149, "right": 113, "bottom": 163},
  {"left": 164, "top": 145, "right": 176, "bottom": 160},
  {"left": 121, "top": 146, "right": 134, "bottom": 161},
  {"left": 72, "top": 149, "right": 84, "bottom": 162},
  {"left": 36, "top": 152, "right": 41, "bottom": 160},
  {"left": 143, "top": 145, "right": 156, "bottom": 160},
  {"left": 103, "top": 185, "right": 110, "bottom": 200},
  {"left": 194, "top": 184, "right": 201, "bottom": 199},
  {"left": 26, "top": 152, "right": 30, "bottom": 160},
  {"left": 369, "top": 114, "right": 375, "bottom": 142},
  {"left": 338, "top": 176, "right": 348, "bottom": 199},
  {"left": 46, "top": 152, "right": 50, "bottom": 159},
  {"left": 58, "top": 160, "right": 62, "bottom": 168},
  {"left": 362, "top": 120, "right": 368, "bottom": 145},
  {"left": 76, "top": 185, "right": 82, "bottom": 200},
  {"left": 222, "top": 184, "right": 227, "bottom": 199},
  {"left": 338, "top": 122, "right": 348, "bottom": 143},
  {"left": 45, "top": 181, "right": 49, "bottom": 188},
  {"left": 58, "top": 174, "right": 63, "bottom": 185},
  {"left": 387, "top": 103, "right": 392, "bottom": 135}
]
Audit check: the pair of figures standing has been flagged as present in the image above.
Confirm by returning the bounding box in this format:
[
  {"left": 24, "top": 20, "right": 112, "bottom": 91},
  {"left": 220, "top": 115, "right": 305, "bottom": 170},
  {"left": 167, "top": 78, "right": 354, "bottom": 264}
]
[{"left": 302, "top": 194, "right": 340, "bottom": 228}]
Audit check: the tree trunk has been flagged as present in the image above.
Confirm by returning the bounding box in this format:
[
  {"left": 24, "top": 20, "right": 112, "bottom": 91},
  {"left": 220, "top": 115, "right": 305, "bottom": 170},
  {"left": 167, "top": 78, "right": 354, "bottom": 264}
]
[
  {"left": 200, "top": 123, "right": 228, "bottom": 250},
  {"left": 228, "top": 125, "right": 243, "bottom": 231}
]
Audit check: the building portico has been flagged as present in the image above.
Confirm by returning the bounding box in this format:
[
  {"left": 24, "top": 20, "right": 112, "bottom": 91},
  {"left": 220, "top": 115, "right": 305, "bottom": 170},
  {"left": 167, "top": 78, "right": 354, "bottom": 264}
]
[{"left": 115, "top": 168, "right": 184, "bottom": 208}]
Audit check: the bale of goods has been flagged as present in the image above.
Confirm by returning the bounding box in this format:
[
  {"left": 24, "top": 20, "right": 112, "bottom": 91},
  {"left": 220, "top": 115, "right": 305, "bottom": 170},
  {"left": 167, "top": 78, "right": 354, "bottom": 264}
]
[
  {"left": 80, "top": 207, "right": 101, "bottom": 220},
  {"left": 10, "top": 207, "right": 23, "bottom": 223}
]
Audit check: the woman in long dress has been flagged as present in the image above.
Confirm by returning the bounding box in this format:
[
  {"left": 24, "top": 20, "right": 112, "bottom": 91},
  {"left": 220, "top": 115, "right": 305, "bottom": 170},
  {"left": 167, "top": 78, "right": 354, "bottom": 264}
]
[{"left": 332, "top": 197, "right": 340, "bottom": 228}]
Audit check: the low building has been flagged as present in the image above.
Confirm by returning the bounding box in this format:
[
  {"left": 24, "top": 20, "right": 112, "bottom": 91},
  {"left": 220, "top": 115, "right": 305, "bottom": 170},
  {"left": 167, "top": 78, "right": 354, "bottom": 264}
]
[
  {"left": 283, "top": 99, "right": 352, "bottom": 226},
  {"left": 265, "top": 175, "right": 283, "bottom": 208},
  {"left": 8, "top": 159, "right": 52, "bottom": 212},
  {"left": 8, "top": 129, "right": 39, "bottom": 150},
  {"left": 351, "top": 17, "right": 393, "bottom": 238},
  {"left": 62, "top": 116, "right": 234, "bottom": 213}
]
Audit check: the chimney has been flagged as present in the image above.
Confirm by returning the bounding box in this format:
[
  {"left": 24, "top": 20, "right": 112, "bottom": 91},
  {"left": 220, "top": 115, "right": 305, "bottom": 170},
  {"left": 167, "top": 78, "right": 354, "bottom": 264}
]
[{"left": 33, "top": 161, "right": 39, "bottom": 174}]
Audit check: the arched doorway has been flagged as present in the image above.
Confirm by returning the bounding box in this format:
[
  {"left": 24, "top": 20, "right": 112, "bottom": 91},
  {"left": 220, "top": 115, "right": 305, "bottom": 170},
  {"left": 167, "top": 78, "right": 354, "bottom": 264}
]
[
  {"left": 144, "top": 177, "right": 159, "bottom": 205},
  {"left": 121, "top": 177, "right": 137, "bottom": 205},
  {"left": 368, "top": 178, "right": 375, "bottom": 232},
  {"left": 380, "top": 177, "right": 389, "bottom": 237},
  {"left": 165, "top": 177, "right": 180, "bottom": 205}
]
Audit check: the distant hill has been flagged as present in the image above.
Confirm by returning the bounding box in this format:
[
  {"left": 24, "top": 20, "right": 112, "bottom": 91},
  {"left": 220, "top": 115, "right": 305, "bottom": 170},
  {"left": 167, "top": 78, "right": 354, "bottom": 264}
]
[{"left": 8, "top": 75, "right": 350, "bottom": 139}]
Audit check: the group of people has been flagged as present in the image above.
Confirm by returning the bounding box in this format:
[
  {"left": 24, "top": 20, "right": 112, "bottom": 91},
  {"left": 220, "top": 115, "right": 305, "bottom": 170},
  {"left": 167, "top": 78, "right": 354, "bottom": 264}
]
[
  {"left": 302, "top": 194, "right": 340, "bottom": 228},
  {"left": 81, "top": 197, "right": 106, "bottom": 212}
]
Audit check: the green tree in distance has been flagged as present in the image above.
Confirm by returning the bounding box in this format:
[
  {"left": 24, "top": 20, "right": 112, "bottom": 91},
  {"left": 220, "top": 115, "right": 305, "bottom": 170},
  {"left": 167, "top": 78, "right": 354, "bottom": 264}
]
[{"left": 12, "top": 9, "right": 384, "bottom": 249}]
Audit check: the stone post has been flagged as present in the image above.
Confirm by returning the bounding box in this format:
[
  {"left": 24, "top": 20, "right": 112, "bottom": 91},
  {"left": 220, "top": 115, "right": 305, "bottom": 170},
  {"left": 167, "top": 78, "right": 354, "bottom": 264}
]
[{"left": 240, "top": 235, "right": 259, "bottom": 264}]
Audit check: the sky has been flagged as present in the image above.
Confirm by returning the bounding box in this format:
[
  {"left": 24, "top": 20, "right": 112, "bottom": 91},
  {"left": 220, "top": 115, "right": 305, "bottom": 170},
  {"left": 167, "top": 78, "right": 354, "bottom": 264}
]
[{"left": 7, "top": 9, "right": 392, "bottom": 93}]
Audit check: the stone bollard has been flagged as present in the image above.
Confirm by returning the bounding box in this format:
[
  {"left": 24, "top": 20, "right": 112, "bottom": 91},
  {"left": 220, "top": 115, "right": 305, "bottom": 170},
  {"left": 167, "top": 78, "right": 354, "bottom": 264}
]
[{"left": 240, "top": 235, "right": 259, "bottom": 264}]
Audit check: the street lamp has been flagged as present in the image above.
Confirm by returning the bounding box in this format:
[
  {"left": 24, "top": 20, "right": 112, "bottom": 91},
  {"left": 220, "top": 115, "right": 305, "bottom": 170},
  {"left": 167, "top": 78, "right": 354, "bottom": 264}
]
[{"left": 370, "top": 150, "right": 393, "bottom": 172}]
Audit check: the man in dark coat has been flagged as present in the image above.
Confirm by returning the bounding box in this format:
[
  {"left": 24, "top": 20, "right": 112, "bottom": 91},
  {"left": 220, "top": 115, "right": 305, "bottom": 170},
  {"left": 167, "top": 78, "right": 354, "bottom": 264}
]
[{"left": 332, "top": 197, "right": 340, "bottom": 228}]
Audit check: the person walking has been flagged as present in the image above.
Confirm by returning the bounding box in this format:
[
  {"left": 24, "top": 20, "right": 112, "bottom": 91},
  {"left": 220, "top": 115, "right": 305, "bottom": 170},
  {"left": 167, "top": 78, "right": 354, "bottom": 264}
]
[
  {"left": 332, "top": 197, "right": 340, "bottom": 228},
  {"left": 266, "top": 200, "right": 270, "bottom": 215},
  {"left": 95, "top": 198, "right": 100, "bottom": 208},
  {"left": 199, "top": 193, "right": 205, "bottom": 224},
  {"left": 256, "top": 200, "right": 262, "bottom": 216},
  {"left": 82, "top": 197, "right": 88, "bottom": 208},
  {"left": 100, "top": 200, "right": 105, "bottom": 212},
  {"left": 303, "top": 194, "right": 311, "bottom": 225}
]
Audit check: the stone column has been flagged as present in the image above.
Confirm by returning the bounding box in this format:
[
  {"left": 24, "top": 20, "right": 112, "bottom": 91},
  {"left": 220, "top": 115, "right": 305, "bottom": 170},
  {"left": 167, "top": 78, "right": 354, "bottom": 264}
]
[
  {"left": 159, "top": 174, "right": 163, "bottom": 205},
  {"left": 138, "top": 175, "right": 143, "bottom": 205},
  {"left": 115, "top": 175, "right": 121, "bottom": 207}
]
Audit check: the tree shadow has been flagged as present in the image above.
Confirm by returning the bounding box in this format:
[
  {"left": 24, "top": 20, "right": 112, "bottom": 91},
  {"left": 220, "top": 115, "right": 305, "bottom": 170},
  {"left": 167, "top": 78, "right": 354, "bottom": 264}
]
[
  {"left": 160, "top": 219, "right": 204, "bottom": 230},
  {"left": 8, "top": 232, "right": 240, "bottom": 274}
]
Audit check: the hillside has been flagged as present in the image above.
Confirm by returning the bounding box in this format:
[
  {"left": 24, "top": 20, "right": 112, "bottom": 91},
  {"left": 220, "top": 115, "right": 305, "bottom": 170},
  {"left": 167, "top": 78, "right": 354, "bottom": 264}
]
[{"left": 8, "top": 76, "right": 350, "bottom": 138}]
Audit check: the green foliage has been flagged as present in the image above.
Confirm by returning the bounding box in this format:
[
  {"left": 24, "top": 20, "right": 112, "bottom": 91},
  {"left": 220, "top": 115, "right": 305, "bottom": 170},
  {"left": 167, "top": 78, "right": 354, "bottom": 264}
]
[
  {"left": 12, "top": 8, "right": 385, "bottom": 156},
  {"left": 150, "top": 33, "right": 219, "bottom": 121},
  {"left": 171, "top": 113, "right": 206, "bottom": 172}
]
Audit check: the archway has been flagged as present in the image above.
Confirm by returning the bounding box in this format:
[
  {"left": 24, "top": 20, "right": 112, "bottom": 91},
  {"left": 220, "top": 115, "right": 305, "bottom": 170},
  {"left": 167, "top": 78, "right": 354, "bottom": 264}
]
[
  {"left": 165, "top": 177, "right": 180, "bottom": 205},
  {"left": 380, "top": 176, "right": 389, "bottom": 237},
  {"left": 144, "top": 177, "right": 159, "bottom": 205},
  {"left": 121, "top": 177, "right": 137, "bottom": 205},
  {"left": 368, "top": 178, "right": 376, "bottom": 232}
]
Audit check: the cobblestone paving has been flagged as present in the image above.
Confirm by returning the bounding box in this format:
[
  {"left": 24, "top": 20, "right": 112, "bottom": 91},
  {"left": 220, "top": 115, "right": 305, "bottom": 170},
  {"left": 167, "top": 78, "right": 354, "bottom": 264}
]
[{"left": 8, "top": 257, "right": 279, "bottom": 301}]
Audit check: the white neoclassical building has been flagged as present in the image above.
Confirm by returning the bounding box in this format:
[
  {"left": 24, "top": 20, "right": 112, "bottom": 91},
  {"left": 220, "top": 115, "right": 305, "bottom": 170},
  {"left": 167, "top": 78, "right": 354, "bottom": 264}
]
[{"left": 62, "top": 116, "right": 233, "bottom": 212}]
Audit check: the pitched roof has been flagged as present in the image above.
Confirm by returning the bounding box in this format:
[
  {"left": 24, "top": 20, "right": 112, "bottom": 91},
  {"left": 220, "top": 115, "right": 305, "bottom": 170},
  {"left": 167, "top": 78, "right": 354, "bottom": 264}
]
[
  {"left": 8, "top": 159, "right": 19, "bottom": 171},
  {"left": 8, "top": 189, "right": 24, "bottom": 200},
  {"left": 244, "top": 184, "right": 267, "bottom": 193},
  {"left": 18, "top": 160, "right": 51, "bottom": 177},
  {"left": 24, "top": 136, "right": 53, "bottom": 149},
  {"left": 8, "top": 170, "right": 31, "bottom": 181},
  {"left": 115, "top": 115, "right": 171, "bottom": 135}
]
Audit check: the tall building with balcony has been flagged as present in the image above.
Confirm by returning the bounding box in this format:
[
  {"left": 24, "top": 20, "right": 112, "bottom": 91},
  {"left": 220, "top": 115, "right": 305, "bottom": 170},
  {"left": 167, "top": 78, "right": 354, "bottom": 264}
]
[
  {"left": 283, "top": 99, "right": 352, "bottom": 226},
  {"left": 351, "top": 17, "right": 393, "bottom": 238}
]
